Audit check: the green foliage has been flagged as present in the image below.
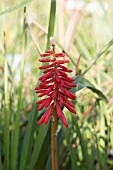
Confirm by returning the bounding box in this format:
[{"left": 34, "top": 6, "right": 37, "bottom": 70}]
[
  {"left": 0, "top": 0, "right": 113, "bottom": 170},
  {"left": 46, "top": 0, "right": 56, "bottom": 49}
]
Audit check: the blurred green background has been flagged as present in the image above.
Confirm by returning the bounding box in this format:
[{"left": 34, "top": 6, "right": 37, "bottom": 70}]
[{"left": 0, "top": 0, "right": 113, "bottom": 170}]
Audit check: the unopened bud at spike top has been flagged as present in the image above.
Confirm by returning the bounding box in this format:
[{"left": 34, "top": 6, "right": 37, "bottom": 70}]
[{"left": 50, "top": 37, "right": 56, "bottom": 46}]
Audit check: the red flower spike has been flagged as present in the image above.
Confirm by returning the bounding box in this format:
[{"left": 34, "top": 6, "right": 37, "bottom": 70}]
[{"left": 35, "top": 38, "right": 76, "bottom": 127}]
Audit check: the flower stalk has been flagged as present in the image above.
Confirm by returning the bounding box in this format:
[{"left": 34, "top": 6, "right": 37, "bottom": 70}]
[{"left": 51, "top": 108, "right": 58, "bottom": 170}]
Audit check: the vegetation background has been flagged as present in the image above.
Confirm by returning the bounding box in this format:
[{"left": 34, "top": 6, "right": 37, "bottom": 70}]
[{"left": 0, "top": 0, "right": 113, "bottom": 170}]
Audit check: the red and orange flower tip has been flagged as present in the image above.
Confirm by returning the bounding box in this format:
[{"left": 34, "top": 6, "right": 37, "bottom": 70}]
[{"left": 35, "top": 37, "right": 76, "bottom": 128}]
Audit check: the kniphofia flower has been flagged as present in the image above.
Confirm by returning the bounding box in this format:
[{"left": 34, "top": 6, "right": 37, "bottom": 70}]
[{"left": 35, "top": 37, "right": 76, "bottom": 128}]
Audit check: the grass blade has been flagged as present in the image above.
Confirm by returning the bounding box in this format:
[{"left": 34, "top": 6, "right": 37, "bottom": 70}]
[
  {"left": 27, "top": 124, "right": 50, "bottom": 170},
  {"left": 4, "top": 60, "right": 10, "bottom": 170},
  {"left": 78, "top": 39, "right": 113, "bottom": 81},
  {"left": 65, "top": 128, "right": 79, "bottom": 170},
  {"left": 46, "top": 0, "right": 56, "bottom": 49},
  {"left": 0, "top": 156, "right": 2, "bottom": 170},
  {"left": 0, "top": 0, "right": 33, "bottom": 16},
  {"left": 19, "top": 97, "right": 37, "bottom": 170},
  {"left": 11, "top": 7, "right": 27, "bottom": 170},
  {"left": 74, "top": 118, "right": 92, "bottom": 170},
  {"left": 76, "top": 35, "right": 92, "bottom": 60},
  {"left": 73, "top": 78, "right": 107, "bottom": 101},
  {"left": 2, "top": 1, "right": 10, "bottom": 169}
]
